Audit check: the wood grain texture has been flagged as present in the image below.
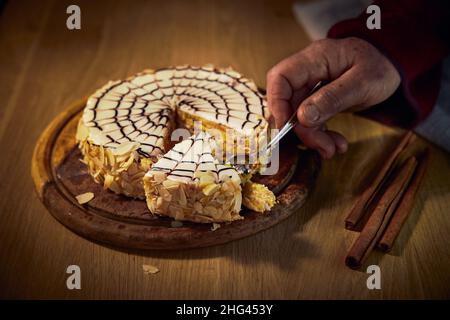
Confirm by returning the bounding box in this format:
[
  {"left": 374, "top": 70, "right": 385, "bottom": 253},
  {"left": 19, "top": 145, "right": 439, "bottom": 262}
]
[
  {"left": 32, "top": 99, "right": 317, "bottom": 250},
  {"left": 1, "top": 0, "right": 450, "bottom": 299}
]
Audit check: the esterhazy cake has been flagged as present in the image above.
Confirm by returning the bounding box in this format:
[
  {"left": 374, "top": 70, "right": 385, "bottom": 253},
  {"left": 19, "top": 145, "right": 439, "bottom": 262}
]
[
  {"left": 143, "top": 132, "right": 242, "bottom": 223},
  {"left": 76, "top": 65, "right": 270, "bottom": 199}
]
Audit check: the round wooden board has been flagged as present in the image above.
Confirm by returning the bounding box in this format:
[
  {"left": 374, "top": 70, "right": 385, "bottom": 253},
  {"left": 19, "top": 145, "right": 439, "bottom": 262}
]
[{"left": 31, "top": 99, "right": 321, "bottom": 250}]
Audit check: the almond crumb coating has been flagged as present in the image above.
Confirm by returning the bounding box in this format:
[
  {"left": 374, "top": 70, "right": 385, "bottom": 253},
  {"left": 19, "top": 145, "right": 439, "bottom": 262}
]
[{"left": 76, "top": 121, "right": 156, "bottom": 198}]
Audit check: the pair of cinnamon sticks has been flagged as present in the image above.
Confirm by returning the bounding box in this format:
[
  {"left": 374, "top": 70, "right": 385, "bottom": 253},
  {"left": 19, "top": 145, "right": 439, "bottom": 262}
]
[{"left": 345, "top": 131, "right": 429, "bottom": 269}]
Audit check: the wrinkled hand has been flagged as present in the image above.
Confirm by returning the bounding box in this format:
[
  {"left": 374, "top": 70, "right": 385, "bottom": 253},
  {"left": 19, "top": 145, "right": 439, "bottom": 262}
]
[{"left": 267, "top": 37, "right": 401, "bottom": 159}]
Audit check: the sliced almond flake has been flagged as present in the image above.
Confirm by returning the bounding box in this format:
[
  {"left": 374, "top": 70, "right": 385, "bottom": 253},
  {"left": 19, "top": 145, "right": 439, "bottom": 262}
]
[
  {"left": 211, "top": 223, "right": 221, "bottom": 231},
  {"left": 99, "top": 145, "right": 105, "bottom": 164},
  {"left": 202, "top": 183, "right": 220, "bottom": 196},
  {"left": 120, "top": 155, "right": 134, "bottom": 169},
  {"left": 170, "top": 221, "right": 183, "bottom": 228},
  {"left": 104, "top": 174, "right": 114, "bottom": 188},
  {"left": 75, "top": 192, "right": 94, "bottom": 204},
  {"left": 178, "top": 186, "right": 187, "bottom": 205},
  {"left": 142, "top": 264, "right": 159, "bottom": 275},
  {"left": 106, "top": 150, "right": 115, "bottom": 167}
]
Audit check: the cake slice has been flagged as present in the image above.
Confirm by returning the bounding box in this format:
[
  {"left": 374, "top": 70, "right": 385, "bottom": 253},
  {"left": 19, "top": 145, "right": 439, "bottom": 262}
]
[
  {"left": 77, "top": 65, "right": 270, "bottom": 199},
  {"left": 143, "top": 132, "right": 243, "bottom": 223}
]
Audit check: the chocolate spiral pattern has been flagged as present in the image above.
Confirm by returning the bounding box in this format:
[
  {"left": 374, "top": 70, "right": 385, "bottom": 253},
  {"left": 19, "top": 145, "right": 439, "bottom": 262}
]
[{"left": 82, "top": 65, "right": 268, "bottom": 157}]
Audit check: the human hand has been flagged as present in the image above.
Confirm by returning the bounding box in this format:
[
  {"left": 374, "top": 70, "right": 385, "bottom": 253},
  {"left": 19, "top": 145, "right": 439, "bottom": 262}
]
[{"left": 266, "top": 37, "right": 401, "bottom": 159}]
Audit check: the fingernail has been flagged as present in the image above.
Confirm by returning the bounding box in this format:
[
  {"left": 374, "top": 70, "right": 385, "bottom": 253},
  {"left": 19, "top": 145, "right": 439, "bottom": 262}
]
[
  {"left": 337, "top": 142, "right": 348, "bottom": 154},
  {"left": 304, "top": 104, "right": 320, "bottom": 123}
]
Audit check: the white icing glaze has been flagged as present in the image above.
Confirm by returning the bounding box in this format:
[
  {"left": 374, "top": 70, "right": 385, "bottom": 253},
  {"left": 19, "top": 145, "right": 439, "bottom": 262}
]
[{"left": 81, "top": 65, "right": 268, "bottom": 157}]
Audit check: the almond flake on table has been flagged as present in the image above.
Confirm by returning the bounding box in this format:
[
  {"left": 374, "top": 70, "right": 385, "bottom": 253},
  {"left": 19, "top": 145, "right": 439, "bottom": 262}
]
[
  {"left": 75, "top": 192, "right": 94, "bottom": 204},
  {"left": 142, "top": 264, "right": 160, "bottom": 275},
  {"left": 171, "top": 221, "right": 183, "bottom": 228}
]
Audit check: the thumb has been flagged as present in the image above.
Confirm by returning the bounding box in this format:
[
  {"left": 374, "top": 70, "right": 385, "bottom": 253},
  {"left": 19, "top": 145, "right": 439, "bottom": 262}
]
[{"left": 297, "top": 68, "right": 365, "bottom": 127}]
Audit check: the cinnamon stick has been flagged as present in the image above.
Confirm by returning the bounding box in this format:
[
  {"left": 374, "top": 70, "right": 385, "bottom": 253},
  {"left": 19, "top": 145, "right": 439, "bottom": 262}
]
[
  {"left": 345, "top": 131, "right": 415, "bottom": 230},
  {"left": 378, "top": 148, "right": 430, "bottom": 252},
  {"left": 345, "top": 156, "right": 418, "bottom": 269}
]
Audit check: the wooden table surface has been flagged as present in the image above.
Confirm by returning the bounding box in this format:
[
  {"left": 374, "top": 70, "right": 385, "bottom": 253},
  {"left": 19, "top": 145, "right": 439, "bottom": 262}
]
[{"left": 1, "top": 0, "right": 449, "bottom": 299}]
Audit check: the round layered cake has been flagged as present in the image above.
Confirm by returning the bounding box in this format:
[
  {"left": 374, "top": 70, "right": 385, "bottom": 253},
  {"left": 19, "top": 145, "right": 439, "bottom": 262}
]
[{"left": 76, "top": 65, "right": 270, "bottom": 199}]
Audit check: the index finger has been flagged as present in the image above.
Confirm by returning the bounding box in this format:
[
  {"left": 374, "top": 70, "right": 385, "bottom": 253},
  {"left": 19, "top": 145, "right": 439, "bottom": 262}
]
[{"left": 266, "top": 52, "right": 327, "bottom": 128}]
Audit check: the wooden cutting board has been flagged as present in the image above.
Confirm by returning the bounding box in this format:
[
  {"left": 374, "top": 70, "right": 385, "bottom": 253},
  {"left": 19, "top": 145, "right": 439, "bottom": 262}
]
[{"left": 31, "top": 98, "right": 321, "bottom": 250}]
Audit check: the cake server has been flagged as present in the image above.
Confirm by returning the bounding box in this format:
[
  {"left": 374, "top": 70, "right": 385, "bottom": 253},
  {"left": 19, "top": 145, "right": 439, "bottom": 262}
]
[{"left": 231, "top": 81, "right": 323, "bottom": 174}]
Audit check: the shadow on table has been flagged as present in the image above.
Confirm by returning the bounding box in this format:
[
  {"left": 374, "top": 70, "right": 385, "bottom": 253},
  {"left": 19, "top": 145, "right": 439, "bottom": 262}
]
[
  {"left": 101, "top": 132, "right": 445, "bottom": 272},
  {"left": 102, "top": 199, "right": 321, "bottom": 272}
]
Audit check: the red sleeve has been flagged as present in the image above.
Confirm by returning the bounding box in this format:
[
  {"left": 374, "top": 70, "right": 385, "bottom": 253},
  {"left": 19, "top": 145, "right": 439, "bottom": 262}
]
[{"left": 328, "top": 0, "right": 450, "bottom": 128}]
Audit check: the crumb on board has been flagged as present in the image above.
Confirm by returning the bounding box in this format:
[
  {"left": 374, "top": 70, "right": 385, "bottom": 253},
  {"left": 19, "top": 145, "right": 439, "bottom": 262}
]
[
  {"left": 75, "top": 192, "right": 94, "bottom": 204},
  {"left": 171, "top": 220, "right": 183, "bottom": 228},
  {"left": 211, "top": 223, "right": 221, "bottom": 231},
  {"left": 142, "top": 264, "right": 159, "bottom": 275}
]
